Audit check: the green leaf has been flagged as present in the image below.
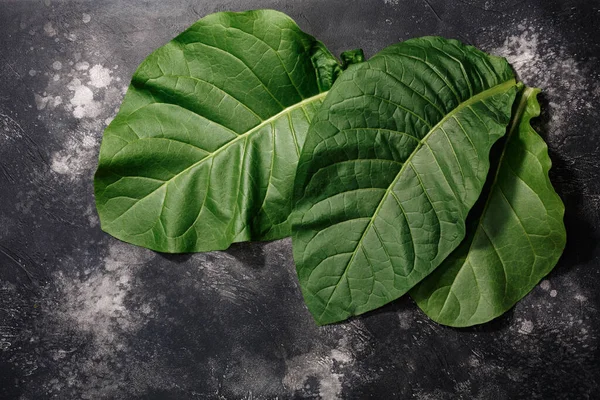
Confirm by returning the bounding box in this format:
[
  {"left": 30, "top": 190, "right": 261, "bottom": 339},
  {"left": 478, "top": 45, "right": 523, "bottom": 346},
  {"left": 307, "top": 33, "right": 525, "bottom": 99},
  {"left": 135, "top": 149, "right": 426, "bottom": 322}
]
[
  {"left": 94, "top": 10, "right": 343, "bottom": 253},
  {"left": 292, "top": 36, "right": 519, "bottom": 325},
  {"left": 410, "top": 87, "right": 566, "bottom": 327}
]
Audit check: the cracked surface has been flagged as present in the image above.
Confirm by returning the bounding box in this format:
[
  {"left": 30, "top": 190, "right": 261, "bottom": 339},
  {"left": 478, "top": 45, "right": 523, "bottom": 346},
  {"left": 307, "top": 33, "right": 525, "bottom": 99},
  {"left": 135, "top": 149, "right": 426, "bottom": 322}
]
[{"left": 0, "top": 0, "right": 598, "bottom": 399}]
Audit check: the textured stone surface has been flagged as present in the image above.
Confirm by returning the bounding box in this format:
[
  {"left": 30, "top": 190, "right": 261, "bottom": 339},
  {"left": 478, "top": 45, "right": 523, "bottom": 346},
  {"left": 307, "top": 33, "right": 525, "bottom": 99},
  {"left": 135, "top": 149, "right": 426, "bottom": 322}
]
[{"left": 0, "top": 0, "right": 598, "bottom": 399}]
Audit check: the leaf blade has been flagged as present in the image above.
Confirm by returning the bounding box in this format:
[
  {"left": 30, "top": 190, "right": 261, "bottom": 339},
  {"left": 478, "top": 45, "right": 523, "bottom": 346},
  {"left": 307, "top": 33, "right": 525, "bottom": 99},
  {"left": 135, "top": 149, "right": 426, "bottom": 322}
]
[
  {"left": 292, "top": 37, "right": 518, "bottom": 324},
  {"left": 410, "top": 87, "right": 567, "bottom": 327},
  {"left": 94, "top": 10, "right": 340, "bottom": 252}
]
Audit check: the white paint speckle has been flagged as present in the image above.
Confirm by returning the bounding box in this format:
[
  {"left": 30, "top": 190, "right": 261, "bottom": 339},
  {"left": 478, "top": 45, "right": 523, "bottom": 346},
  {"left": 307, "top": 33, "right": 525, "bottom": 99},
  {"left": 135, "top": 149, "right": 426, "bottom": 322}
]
[
  {"left": 75, "top": 61, "right": 90, "bottom": 71},
  {"left": 492, "top": 23, "right": 600, "bottom": 139},
  {"left": 540, "top": 280, "right": 551, "bottom": 291},
  {"left": 34, "top": 94, "right": 62, "bottom": 110},
  {"left": 56, "top": 241, "right": 155, "bottom": 344},
  {"left": 67, "top": 78, "right": 101, "bottom": 119},
  {"left": 38, "top": 58, "right": 125, "bottom": 181},
  {"left": 0, "top": 113, "right": 24, "bottom": 142},
  {"left": 83, "top": 204, "right": 100, "bottom": 227},
  {"left": 550, "top": 290, "right": 558, "bottom": 297},
  {"left": 495, "top": 29, "right": 539, "bottom": 70},
  {"left": 468, "top": 355, "right": 481, "bottom": 368},
  {"left": 52, "top": 61, "right": 62, "bottom": 70},
  {"left": 283, "top": 343, "right": 354, "bottom": 399},
  {"left": 50, "top": 129, "right": 98, "bottom": 178},
  {"left": 89, "top": 64, "right": 112, "bottom": 88},
  {"left": 71, "top": 85, "right": 97, "bottom": 118},
  {"left": 70, "top": 84, "right": 93, "bottom": 106},
  {"left": 575, "top": 294, "right": 588, "bottom": 302},
  {"left": 519, "top": 320, "right": 534, "bottom": 334},
  {"left": 43, "top": 22, "right": 57, "bottom": 37},
  {"left": 28, "top": 69, "right": 37, "bottom": 77},
  {"left": 397, "top": 309, "right": 413, "bottom": 329},
  {"left": 140, "top": 303, "right": 152, "bottom": 315},
  {"left": 82, "top": 13, "right": 91, "bottom": 23},
  {"left": 39, "top": 95, "right": 52, "bottom": 109}
]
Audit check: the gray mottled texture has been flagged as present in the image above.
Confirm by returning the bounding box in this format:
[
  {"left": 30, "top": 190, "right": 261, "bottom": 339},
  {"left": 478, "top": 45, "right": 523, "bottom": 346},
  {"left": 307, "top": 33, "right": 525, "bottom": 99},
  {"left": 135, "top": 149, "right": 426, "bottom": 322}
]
[{"left": 0, "top": 0, "right": 599, "bottom": 399}]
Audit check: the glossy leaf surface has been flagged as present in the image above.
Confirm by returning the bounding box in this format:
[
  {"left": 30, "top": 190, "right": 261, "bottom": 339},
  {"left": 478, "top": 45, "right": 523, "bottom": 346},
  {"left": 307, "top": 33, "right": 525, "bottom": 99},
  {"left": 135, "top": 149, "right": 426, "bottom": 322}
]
[
  {"left": 411, "top": 88, "right": 566, "bottom": 327},
  {"left": 292, "top": 37, "right": 518, "bottom": 324},
  {"left": 94, "top": 10, "right": 341, "bottom": 252}
]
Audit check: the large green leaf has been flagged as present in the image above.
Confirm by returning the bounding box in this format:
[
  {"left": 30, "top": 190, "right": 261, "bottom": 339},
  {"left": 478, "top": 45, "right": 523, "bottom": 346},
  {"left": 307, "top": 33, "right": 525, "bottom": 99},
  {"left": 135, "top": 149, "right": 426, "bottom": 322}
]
[
  {"left": 94, "top": 10, "right": 342, "bottom": 253},
  {"left": 410, "top": 88, "right": 566, "bottom": 327},
  {"left": 292, "top": 37, "right": 519, "bottom": 325}
]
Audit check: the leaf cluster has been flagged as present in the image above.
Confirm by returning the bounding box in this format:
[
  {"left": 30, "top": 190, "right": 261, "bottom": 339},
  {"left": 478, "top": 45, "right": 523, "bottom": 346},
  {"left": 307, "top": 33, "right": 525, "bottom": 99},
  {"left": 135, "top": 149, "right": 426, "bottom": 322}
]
[{"left": 94, "top": 10, "right": 566, "bottom": 327}]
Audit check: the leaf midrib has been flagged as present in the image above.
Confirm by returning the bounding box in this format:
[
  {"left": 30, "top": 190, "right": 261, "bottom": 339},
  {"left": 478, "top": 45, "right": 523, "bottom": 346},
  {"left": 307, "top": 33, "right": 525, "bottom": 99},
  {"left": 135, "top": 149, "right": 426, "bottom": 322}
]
[
  {"left": 105, "top": 91, "right": 328, "bottom": 224},
  {"left": 315, "top": 78, "right": 516, "bottom": 321}
]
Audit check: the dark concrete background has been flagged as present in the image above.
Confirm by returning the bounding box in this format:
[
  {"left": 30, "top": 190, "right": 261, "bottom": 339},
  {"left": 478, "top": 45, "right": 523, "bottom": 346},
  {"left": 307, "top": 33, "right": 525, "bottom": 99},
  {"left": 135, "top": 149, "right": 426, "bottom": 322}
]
[{"left": 1, "top": 0, "right": 599, "bottom": 399}]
